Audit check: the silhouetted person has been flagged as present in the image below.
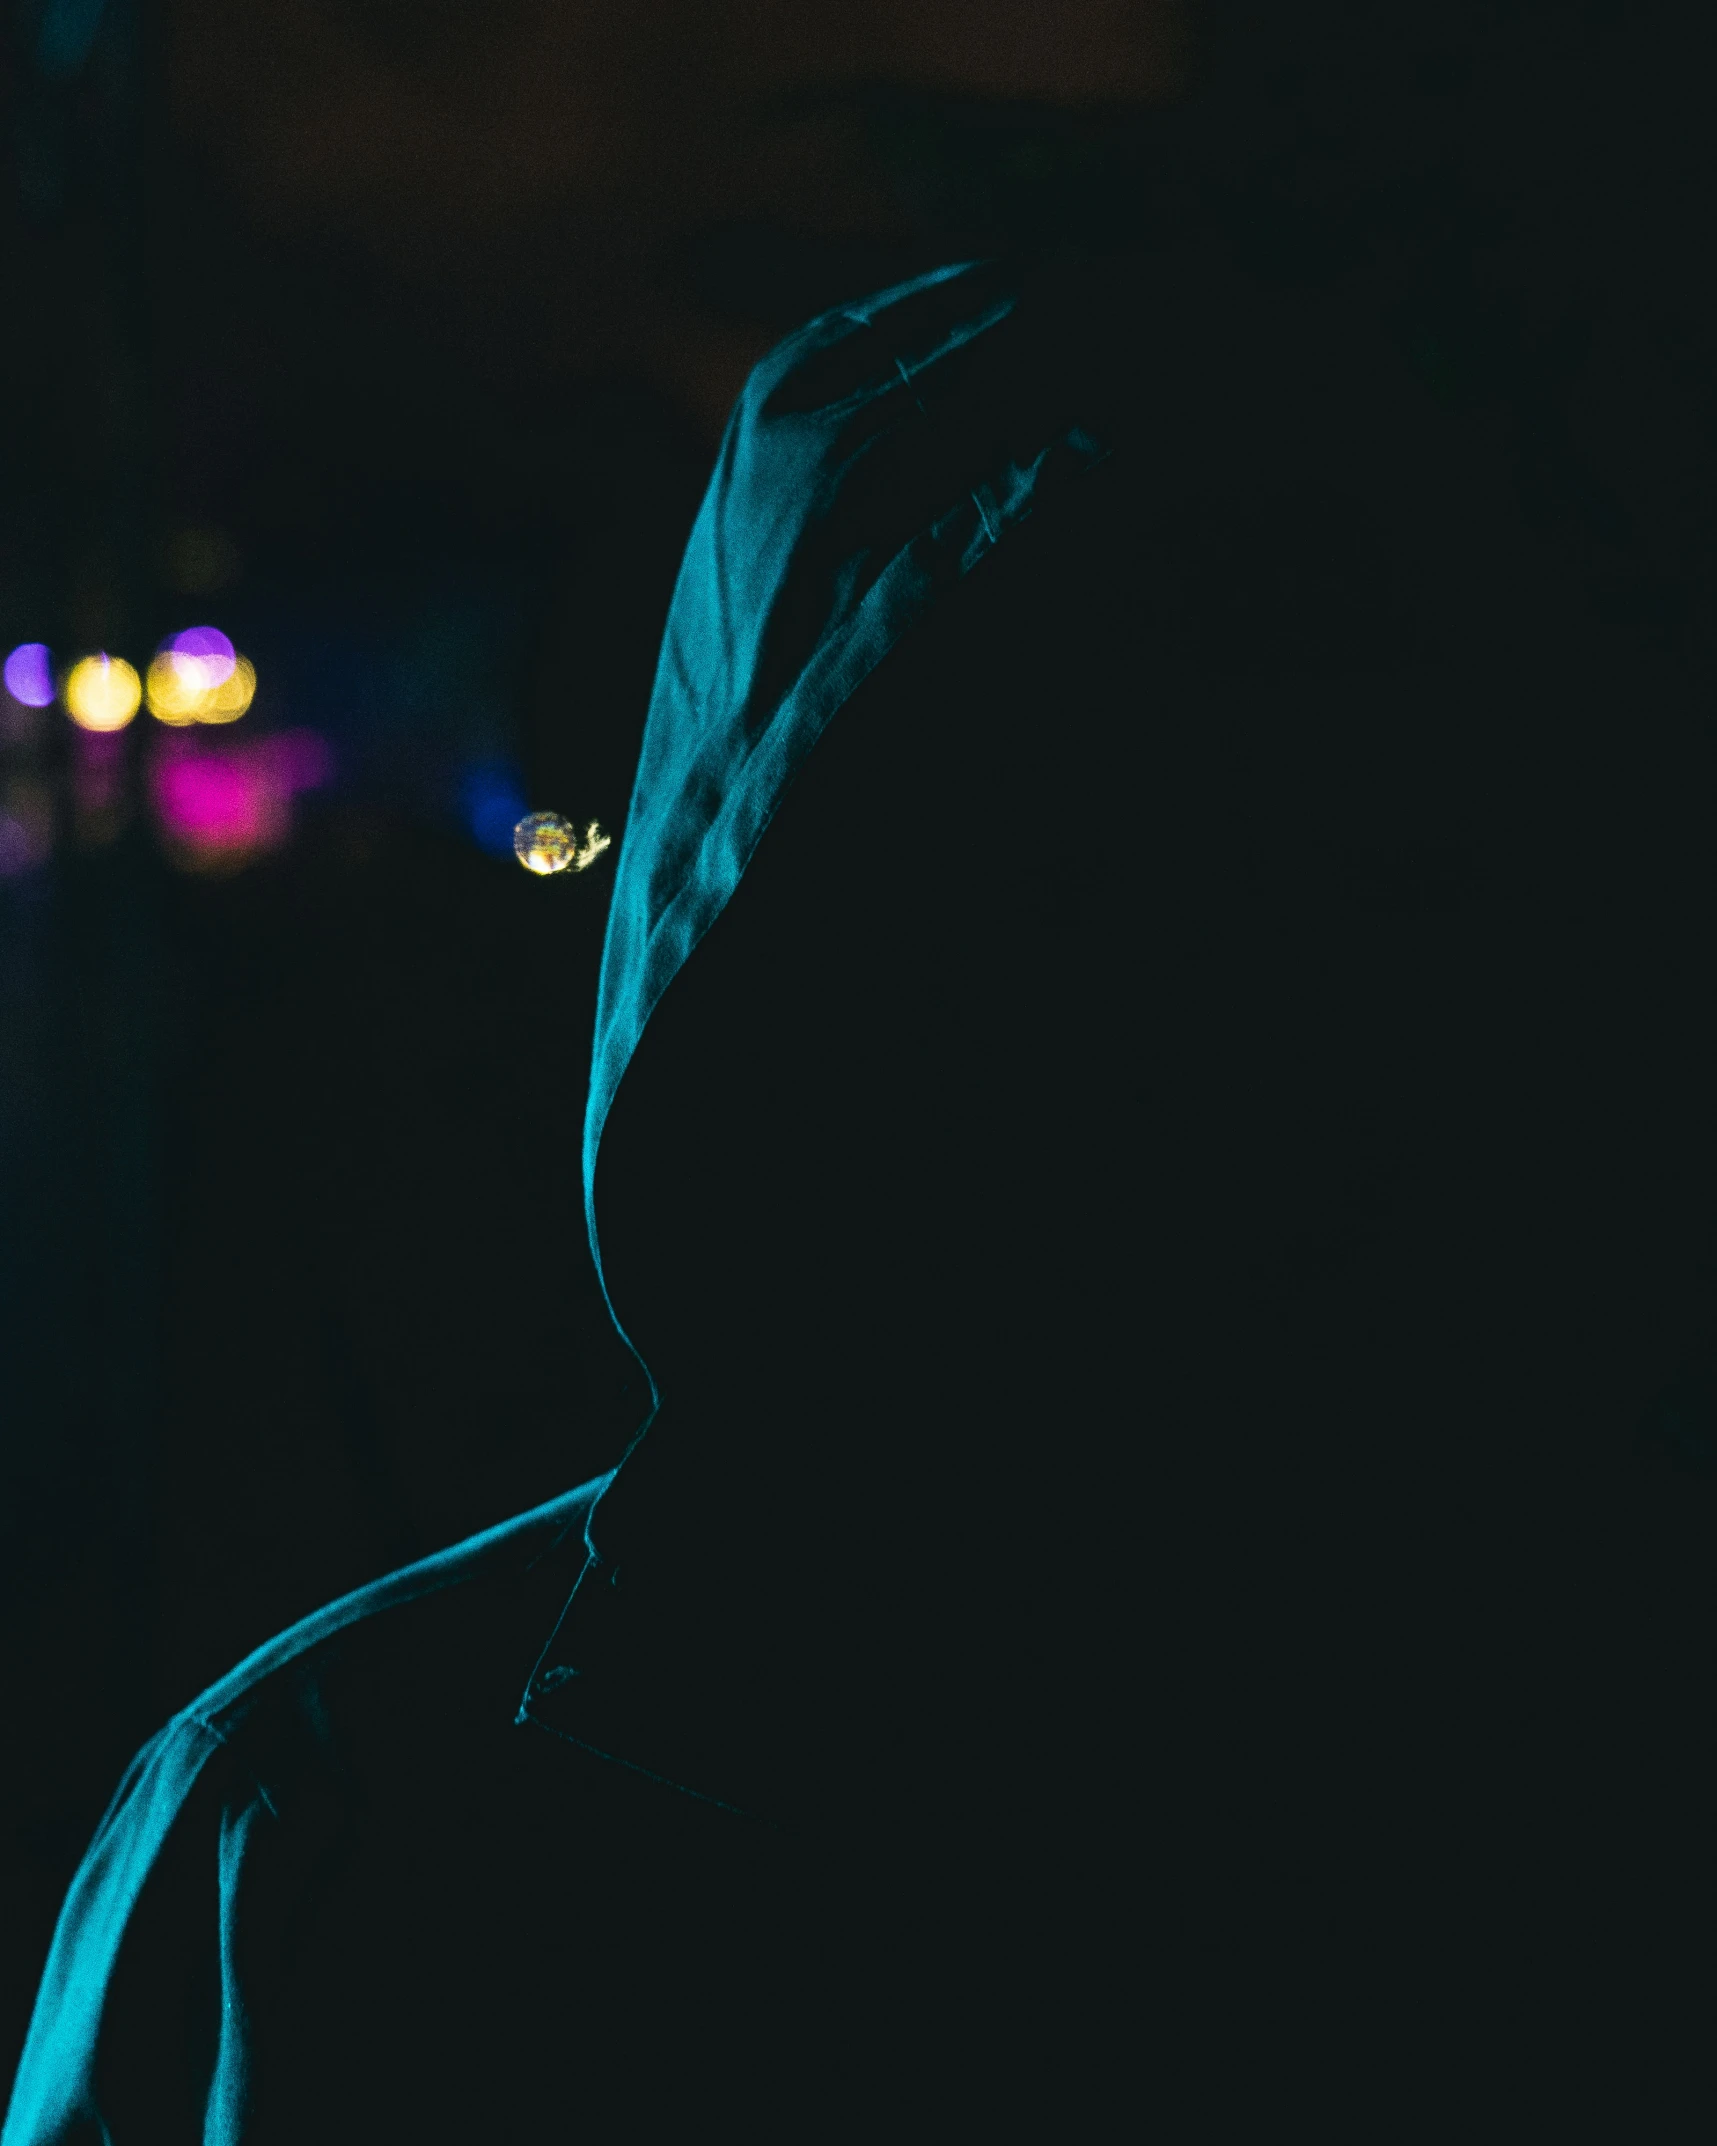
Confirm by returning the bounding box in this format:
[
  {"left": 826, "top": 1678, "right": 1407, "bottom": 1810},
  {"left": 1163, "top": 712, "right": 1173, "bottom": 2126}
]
[{"left": 6, "top": 251, "right": 1711, "bottom": 2140}]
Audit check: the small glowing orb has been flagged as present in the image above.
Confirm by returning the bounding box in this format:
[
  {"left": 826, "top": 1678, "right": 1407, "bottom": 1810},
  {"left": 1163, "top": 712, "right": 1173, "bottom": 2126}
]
[
  {"left": 514, "top": 811, "right": 580, "bottom": 874},
  {"left": 513, "top": 811, "right": 612, "bottom": 876},
  {"left": 4, "top": 643, "right": 55, "bottom": 707},
  {"left": 65, "top": 655, "right": 142, "bottom": 733}
]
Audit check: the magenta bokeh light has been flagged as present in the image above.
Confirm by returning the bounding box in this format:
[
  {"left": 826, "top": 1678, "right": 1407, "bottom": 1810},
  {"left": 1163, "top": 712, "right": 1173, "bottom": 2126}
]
[
  {"left": 4, "top": 644, "right": 55, "bottom": 707},
  {"left": 155, "top": 752, "right": 286, "bottom": 847},
  {"left": 149, "top": 727, "right": 333, "bottom": 855}
]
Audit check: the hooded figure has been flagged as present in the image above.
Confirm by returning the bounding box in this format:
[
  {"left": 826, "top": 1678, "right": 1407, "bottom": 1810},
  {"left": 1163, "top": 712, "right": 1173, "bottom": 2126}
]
[{"left": 5, "top": 256, "right": 1711, "bottom": 2142}]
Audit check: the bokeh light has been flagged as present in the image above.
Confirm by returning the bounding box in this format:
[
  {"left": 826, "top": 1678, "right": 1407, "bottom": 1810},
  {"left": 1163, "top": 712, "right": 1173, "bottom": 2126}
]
[
  {"left": 4, "top": 643, "right": 55, "bottom": 708},
  {"left": 170, "top": 625, "right": 236, "bottom": 679},
  {"left": 64, "top": 655, "right": 142, "bottom": 733},
  {"left": 513, "top": 811, "right": 612, "bottom": 876},
  {"left": 147, "top": 649, "right": 256, "bottom": 725},
  {"left": 197, "top": 660, "right": 256, "bottom": 723},
  {"left": 145, "top": 653, "right": 203, "bottom": 724},
  {"left": 463, "top": 762, "right": 529, "bottom": 855},
  {"left": 149, "top": 727, "right": 333, "bottom": 870}
]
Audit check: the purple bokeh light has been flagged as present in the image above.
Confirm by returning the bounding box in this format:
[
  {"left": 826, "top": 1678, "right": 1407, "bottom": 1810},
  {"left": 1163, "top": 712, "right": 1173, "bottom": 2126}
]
[
  {"left": 4, "top": 644, "right": 55, "bottom": 707},
  {"left": 167, "top": 625, "right": 236, "bottom": 687}
]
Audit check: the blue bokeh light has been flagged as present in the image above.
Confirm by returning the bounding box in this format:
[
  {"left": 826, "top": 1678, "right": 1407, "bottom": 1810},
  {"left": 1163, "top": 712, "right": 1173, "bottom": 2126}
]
[{"left": 460, "top": 760, "right": 530, "bottom": 857}]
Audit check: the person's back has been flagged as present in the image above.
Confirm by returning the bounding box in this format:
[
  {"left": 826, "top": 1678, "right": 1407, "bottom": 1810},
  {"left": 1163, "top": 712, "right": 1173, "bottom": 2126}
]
[{"left": 6, "top": 251, "right": 1711, "bottom": 2140}]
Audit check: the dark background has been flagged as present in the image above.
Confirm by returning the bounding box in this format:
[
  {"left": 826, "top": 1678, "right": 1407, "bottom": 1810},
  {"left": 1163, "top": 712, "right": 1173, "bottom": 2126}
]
[{"left": 2, "top": 0, "right": 1712, "bottom": 2091}]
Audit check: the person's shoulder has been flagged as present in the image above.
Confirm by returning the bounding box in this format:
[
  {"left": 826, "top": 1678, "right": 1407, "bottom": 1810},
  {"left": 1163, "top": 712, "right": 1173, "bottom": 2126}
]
[
  {"left": 90, "top": 1473, "right": 607, "bottom": 1845},
  {"left": 2, "top": 1481, "right": 608, "bottom": 2145},
  {"left": 183, "top": 1474, "right": 609, "bottom": 1749}
]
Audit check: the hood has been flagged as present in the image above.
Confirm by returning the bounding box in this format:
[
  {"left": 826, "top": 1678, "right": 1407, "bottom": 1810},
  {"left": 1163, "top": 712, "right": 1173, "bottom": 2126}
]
[
  {"left": 582, "top": 258, "right": 1113, "bottom": 1334},
  {"left": 534, "top": 243, "right": 1692, "bottom": 1826}
]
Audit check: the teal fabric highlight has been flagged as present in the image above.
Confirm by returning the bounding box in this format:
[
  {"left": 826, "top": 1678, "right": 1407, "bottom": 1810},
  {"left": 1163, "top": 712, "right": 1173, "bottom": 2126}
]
[
  {"left": 0, "top": 1720, "right": 224, "bottom": 2145},
  {"left": 1, "top": 1483, "right": 608, "bottom": 2146},
  {"left": 583, "top": 262, "right": 1110, "bottom": 1352}
]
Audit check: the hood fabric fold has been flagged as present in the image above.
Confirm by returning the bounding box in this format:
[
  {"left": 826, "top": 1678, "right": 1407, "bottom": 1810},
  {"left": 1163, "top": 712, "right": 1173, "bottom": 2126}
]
[{"left": 583, "top": 258, "right": 1111, "bottom": 1346}]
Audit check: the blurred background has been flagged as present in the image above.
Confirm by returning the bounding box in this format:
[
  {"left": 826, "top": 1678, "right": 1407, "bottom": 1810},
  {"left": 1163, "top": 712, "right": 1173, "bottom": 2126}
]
[{"left": 2, "top": 0, "right": 1712, "bottom": 2086}]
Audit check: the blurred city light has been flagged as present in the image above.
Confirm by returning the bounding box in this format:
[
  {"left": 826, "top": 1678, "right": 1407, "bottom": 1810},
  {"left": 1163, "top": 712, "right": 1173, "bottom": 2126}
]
[
  {"left": 65, "top": 654, "right": 142, "bottom": 733},
  {"left": 146, "top": 627, "right": 255, "bottom": 725},
  {"left": 148, "top": 726, "right": 332, "bottom": 870},
  {"left": 170, "top": 626, "right": 235, "bottom": 679},
  {"left": 198, "top": 661, "right": 256, "bottom": 723},
  {"left": 145, "top": 654, "right": 203, "bottom": 724},
  {"left": 147, "top": 648, "right": 256, "bottom": 725},
  {"left": 513, "top": 811, "right": 612, "bottom": 876},
  {"left": 461, "top": 761, "right": 529, "bottom": 856},
  {"left": 4, "top": 643, "right": 55, "bottom": 707}
]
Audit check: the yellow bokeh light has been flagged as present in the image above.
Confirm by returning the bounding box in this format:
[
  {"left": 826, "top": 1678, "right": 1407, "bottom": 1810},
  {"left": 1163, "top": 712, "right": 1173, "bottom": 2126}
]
[
  {"left": 65, "top": 655, "right": 142, "bottom": 733},
  {"left": 145, "top": 652, "right": 202, "bottom": 724},
  {"left": 146, "top": 650, "right": 256, "bottom": 725},
  {"left": 199, "top": 656, "right": 256, "bottom": 723}
]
